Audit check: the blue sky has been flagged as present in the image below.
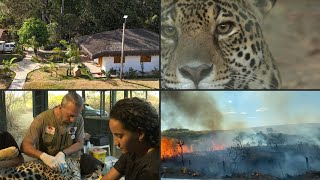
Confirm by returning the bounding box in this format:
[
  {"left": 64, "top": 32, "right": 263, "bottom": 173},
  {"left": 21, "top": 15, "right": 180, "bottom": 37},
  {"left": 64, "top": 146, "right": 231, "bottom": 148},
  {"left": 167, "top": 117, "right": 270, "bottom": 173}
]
[{"left": 161, "top": 91, "right": 320, "bottom": 131}]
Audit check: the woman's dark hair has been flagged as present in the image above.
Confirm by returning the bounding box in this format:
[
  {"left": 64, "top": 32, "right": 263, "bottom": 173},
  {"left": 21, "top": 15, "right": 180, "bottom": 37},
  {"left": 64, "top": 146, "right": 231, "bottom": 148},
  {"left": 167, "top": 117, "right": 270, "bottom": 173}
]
[{"left": 110, "top": 97, "right": 159, "bottom": 147}]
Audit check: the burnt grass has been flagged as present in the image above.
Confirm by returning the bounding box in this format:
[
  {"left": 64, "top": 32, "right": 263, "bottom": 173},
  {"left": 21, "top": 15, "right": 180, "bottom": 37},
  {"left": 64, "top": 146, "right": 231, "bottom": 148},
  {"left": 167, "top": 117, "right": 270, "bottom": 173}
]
[
  {"left": 161, "top": 145, "right": 320, "bottom": 179},
  {"left": 161, "top": 125, "right": 320, "bottom": 179}
]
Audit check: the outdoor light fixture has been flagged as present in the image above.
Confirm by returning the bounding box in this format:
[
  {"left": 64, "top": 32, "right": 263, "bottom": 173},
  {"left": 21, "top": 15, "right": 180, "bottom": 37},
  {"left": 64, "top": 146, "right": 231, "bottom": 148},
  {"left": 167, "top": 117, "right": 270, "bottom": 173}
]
[{"left": 120, "top": 15, "right": 128, "bottom": 81}]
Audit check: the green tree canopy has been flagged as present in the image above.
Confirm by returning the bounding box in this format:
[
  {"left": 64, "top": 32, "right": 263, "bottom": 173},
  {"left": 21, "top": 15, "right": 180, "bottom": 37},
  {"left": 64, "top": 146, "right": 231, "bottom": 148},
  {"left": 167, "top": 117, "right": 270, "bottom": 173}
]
[
  {"left": 18, "top": 18, "right": 49, "bottom": 48},
  {"left": 2, "top": 0, "right": 159, "bottom": 45}
]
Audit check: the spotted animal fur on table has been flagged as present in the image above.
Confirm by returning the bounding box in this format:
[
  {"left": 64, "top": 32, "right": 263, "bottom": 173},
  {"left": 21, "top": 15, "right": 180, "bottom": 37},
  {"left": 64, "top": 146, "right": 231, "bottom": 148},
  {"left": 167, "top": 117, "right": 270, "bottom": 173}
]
[{"left": 0, "top": 158, "right": 81, "bottom": 180}]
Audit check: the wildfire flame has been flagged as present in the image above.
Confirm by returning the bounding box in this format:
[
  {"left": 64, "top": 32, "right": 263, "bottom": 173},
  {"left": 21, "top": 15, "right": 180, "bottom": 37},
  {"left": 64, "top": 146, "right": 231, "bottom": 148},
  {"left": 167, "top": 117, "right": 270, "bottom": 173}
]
[
  {"left": 161, "top": 137, "right": 225, "bottom": 159},
  {"left": 161, "top": 137, "right": 175, "bottom": 158},
  {"left": 212, "top": 144, "right": 225, "bottom": 151},
  {"left": 161, "top": 137, "right": 189, "bottom": 159}
]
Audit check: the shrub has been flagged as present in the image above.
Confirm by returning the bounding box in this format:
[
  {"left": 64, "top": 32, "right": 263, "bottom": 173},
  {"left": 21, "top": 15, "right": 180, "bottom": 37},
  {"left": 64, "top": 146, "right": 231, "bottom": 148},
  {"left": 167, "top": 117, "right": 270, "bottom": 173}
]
[
  {"left": 31, "top": 55, "right": 41, "bottom": 63},
  {"left": 125, "top": 67, "right": 138, "bottom": 79},
  {"left": 101, "top": 69, "right": 111, "bottom": 80},
  {"left": 43, "top": 43, "right": 58, "bottom": 50},
  {"left": 15, "top": 44, "right": 24, "bottom": 56},
  {"left": 109, "top": 67, "right": 117, "bottom": 76},
  {"left": 0, "top": 57, "right": 18, "bottom": 78},
  {"left": 79, "top": 65, "right": 93, "bottom": 80},
  {"left": 151, "top": 67, "right": 160, "bottom": 78},
  {"left": 41, "top": 65, "right": 50, "bottom": 73}
]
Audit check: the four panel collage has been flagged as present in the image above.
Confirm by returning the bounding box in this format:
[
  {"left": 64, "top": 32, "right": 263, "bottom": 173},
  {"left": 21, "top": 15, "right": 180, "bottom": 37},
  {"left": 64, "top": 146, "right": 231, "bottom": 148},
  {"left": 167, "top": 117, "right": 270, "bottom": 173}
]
[{"left": 0, "top": 0, "right": 319, "bottom": 180}]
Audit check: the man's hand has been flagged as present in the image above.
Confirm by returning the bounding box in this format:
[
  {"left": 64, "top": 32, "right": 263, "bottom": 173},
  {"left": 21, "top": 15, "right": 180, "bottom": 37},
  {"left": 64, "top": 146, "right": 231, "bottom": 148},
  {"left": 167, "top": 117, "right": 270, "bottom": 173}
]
[
  {"left": 55, "top": 151, "right": 67, "bottom": 171},
  {"left": 40, "top": 153, "right": 59, "bottom": 171}
]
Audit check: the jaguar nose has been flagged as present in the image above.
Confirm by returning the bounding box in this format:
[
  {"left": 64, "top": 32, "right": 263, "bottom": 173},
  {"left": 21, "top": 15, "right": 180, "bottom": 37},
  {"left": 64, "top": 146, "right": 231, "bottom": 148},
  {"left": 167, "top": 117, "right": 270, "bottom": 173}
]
[{"left": 179, "top": 64, "right": 213, "bottom": 87}]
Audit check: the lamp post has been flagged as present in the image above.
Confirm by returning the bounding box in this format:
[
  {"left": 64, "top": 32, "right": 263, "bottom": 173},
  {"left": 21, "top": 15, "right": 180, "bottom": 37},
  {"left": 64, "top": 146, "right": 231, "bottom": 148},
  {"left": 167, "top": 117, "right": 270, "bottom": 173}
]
[{"left": 120, "top": 15, "right": 128, "bottom": 81}]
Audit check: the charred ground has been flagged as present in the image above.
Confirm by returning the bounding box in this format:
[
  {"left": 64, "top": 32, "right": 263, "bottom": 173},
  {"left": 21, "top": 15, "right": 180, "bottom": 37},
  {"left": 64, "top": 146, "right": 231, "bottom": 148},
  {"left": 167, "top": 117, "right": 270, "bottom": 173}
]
[{"left": 161, "top": 123, "right": 320, "bottom": 179}]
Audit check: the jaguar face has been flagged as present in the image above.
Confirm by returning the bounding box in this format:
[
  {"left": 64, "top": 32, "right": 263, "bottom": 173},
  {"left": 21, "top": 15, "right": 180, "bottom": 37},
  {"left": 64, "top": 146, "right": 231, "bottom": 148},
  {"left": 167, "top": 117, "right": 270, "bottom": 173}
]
[{"left": 161, "top": 0, "right": 281, "bottom": 89}]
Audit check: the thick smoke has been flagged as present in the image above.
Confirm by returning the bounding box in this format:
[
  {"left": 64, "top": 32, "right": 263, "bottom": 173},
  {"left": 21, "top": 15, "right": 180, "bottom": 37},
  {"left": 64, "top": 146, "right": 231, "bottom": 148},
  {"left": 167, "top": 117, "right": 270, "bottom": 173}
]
[
  {"left": 162, "top": 124, "right": 320, "bottom": 178},
  {"left": 161, "top": 91, "right": 223, "bottom": 131},
  {"left": 161, "top": 91, "right": 320, "bottom": 178}
]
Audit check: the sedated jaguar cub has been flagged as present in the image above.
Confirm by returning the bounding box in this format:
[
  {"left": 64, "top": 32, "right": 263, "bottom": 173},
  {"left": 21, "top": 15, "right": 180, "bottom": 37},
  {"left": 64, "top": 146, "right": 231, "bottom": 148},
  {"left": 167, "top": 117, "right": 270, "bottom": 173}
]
[{"left": 161, "top": 0, "right": 281, "bottom": 89}]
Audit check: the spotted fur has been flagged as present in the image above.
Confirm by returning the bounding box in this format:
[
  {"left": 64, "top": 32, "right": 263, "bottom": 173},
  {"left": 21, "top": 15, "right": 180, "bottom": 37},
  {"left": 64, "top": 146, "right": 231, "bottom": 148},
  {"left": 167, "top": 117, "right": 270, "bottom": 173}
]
[
  {"left": 0, "top": 158, "right": 81, "bottom": 180},
  {"left": 161, "top": 0, "right": 281, "bottom": 89}
]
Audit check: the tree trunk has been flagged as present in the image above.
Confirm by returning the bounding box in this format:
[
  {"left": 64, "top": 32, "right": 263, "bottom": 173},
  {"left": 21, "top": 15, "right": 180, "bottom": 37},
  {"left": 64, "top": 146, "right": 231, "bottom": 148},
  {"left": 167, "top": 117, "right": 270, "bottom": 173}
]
[
  {"left": 61, "top": 0, "right": 64, "bottom": 15},
  {"left": 34, "top": 47, "right": 38, "bottom": 56},
  {"left": 60, "top": 0, "right": 65, "bottom": 39},
  {"left": 69, "top": 63, "right": 72, "bottom": 76},
  {"left": 41, "top": 0, "right": 48, "bottom": 24}
]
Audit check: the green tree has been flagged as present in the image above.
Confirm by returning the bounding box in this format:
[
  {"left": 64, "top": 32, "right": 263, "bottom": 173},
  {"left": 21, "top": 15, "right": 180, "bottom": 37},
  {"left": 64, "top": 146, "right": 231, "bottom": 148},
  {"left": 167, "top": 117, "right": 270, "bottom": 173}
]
[
  {"left": 60, "top": 40, "right": 80, "bottom": 76},
  {"left": 2, "top": 0, "right": 160, "bottom": 42},
  {"left": 49, "top": 61, "right": 58, "bottom": 77},
  {"left": 28, "top": 36, "right": 40, "bottom": 55},
  {"left": 50, "top": 47, "right": 64, "bottom": 62},
  {"left": 73, "top": 0, "right": 159, "bottom": 35},
  {"left": 18, "top": 18, "right": 49, "bottom": 54},
  {"left": 61, "top": 13, "right": 80, "bottom": 41},
  {"left": 1, "top": 0, "right": 59, "bottom": 24},
  {"left": 47, "top": 22, "right": 60, "bottom": 44}
]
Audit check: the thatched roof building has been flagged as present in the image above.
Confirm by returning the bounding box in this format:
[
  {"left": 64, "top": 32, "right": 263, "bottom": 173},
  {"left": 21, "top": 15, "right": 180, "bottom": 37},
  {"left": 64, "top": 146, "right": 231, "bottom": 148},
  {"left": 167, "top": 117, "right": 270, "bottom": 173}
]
[{"left": 76, "top": 29, "right": 159, "bottom": 59}]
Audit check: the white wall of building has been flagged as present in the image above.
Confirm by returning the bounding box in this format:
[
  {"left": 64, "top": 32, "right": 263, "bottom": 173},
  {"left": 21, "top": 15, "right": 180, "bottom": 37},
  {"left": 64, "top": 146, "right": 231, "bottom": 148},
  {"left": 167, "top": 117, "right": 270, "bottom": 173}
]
[{"left": 93, "top": 55, "right": 159, "bottom": 73}]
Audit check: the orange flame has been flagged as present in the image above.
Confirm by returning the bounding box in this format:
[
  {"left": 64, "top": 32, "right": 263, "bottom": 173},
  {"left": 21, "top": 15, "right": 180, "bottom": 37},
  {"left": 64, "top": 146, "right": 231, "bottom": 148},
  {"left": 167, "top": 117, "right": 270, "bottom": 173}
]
[
  {"left": 161, "top": 137, "right": 194, "bottom": 159},
  {"left": 161, "top": 137, "right": 225, "bottom": 159},
  {"left": 181, "top": 143, "right": 193, "bottom": 153},
  {"left": 212, "top": 144, "right": 225, "bottom": 151},
  {"left": 161, "top": 137, "right": 178, "bottom": 159}
]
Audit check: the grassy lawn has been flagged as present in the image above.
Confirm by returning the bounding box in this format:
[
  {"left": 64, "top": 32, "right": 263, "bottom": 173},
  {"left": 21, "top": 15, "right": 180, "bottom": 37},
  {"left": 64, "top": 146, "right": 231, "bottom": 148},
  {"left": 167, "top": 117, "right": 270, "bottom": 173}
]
[{"left": 23, "top": 67, "right": 159, "bottom": 89}]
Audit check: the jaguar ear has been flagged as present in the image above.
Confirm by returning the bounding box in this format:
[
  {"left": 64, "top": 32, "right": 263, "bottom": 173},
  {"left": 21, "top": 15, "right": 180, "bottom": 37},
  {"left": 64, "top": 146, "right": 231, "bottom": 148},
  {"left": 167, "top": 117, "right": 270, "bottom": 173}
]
[{"left": 250, "top": 0, "right": 277, "bottom": 16}]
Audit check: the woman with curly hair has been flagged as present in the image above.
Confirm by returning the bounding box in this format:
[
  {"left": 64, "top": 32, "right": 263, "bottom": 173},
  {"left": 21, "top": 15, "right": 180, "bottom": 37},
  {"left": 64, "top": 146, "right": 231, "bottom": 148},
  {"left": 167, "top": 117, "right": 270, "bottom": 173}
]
[{"left": 102, "top": 97, "right": 160, "bottom": 180}]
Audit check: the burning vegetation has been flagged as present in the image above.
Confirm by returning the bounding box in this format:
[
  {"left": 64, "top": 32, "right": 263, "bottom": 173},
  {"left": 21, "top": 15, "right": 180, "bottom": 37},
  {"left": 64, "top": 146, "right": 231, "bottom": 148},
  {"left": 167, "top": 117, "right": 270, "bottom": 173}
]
[
  {"left": 161, "top": 136, "right": 225, "bottom": 160},
  {"left": 161, "top": 137, "right": 193, "bottom": 159},
  {"left": 161, "top": 91, "right": 320, "bottom": 179},
  {"left": 161, "top": 124, "right": 320, "bottom": 179}
]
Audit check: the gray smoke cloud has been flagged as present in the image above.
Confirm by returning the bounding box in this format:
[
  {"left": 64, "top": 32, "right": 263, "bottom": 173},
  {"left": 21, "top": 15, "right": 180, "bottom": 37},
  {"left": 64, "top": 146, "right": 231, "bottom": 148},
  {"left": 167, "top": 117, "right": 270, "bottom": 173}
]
[
  {"left": 161, "top": 91, "right": 223, "bottom": 131},
  {"left": 161, "top": 91, "right": 320, "bottom": 131}
]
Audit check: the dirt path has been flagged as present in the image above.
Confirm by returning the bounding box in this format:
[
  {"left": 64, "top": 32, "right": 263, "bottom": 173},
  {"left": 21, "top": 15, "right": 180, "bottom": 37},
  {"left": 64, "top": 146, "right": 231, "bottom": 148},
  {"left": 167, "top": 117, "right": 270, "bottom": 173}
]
[
  {"left": 263, "top": 0, "right": 320, "bottom": 89},
  {"left": 8, "top": 52, "right": 40, "bottom": 89}
]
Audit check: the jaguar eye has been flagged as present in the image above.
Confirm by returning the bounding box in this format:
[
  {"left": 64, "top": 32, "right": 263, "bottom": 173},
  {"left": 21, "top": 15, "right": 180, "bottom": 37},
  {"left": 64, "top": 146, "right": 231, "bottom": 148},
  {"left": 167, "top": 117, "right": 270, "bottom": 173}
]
[
  {"left": 216, "top": 22, "right": 234, "bottom": 35},
  {"left": 162, "top": 26, "right": 177, "bottom": 37}
]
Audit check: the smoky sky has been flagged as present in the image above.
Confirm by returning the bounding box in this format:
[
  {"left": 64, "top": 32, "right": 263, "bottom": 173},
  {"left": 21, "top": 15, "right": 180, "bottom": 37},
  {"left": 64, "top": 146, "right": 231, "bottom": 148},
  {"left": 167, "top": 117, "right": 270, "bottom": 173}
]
[
  {"left": 255, "top": 91, "right": 319, "bottom": 126},
  {"left": 161, "top": 91, "right": 223, "bottom": 131},
  {"left": 161, "top": 91, "right": 320, "bottom": 131}
]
